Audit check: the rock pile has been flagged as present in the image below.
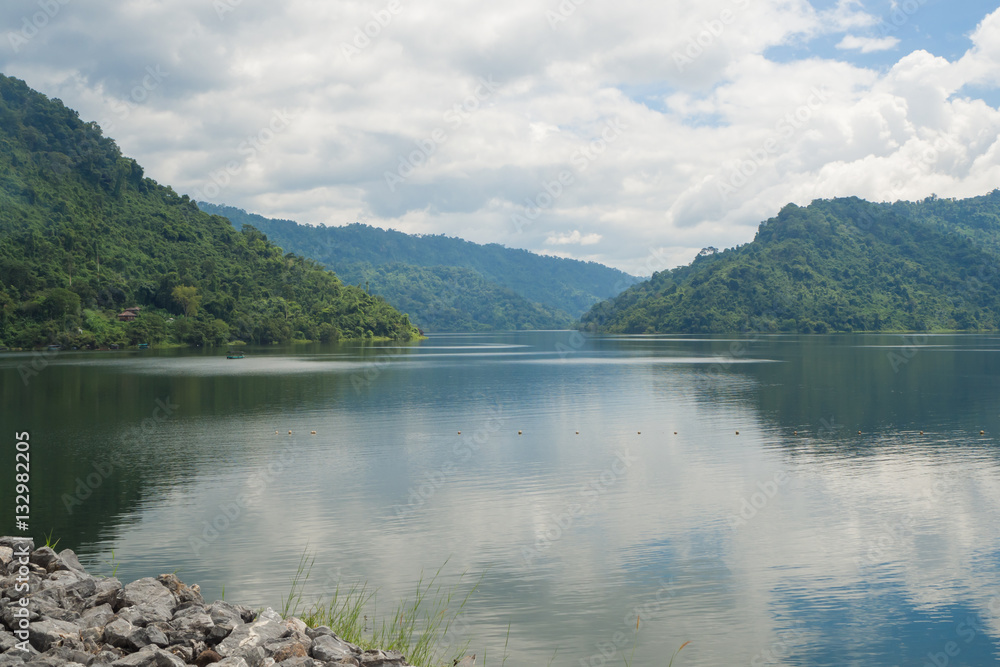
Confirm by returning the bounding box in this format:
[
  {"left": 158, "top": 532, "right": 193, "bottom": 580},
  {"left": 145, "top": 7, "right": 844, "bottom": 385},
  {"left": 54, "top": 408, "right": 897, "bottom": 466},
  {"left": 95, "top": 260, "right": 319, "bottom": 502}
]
[{"left": 0, "top": 538, "right": 417, "bottom": 667}]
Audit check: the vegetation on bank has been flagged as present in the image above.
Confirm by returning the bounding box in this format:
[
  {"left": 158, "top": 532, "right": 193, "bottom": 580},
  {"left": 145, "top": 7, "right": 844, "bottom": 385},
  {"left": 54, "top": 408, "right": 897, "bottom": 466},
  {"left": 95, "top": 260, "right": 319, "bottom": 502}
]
[
  {"left": 583, "top": 194, "right": 1000, "bottom": 334},
  {"left": 198, "top": 203, "right": 639, "bottom": 331},
  {"left": 0, "top": 74, "right": 419, "bottom": 348}
]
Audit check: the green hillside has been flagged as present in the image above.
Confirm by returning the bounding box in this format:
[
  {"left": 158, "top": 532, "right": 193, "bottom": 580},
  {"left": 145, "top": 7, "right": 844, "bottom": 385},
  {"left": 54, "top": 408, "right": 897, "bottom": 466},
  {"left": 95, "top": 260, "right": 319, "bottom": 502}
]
[
  {"left": 0, "top": 74, "right": 418, "bottom": 348},
  {"left": 583, "top": 195, "right": 1000, "bottom": 334},
  {"left": 197, "top": 203, "right": 638, "bottom": 331},
  {"left": 334, "top": 262, "right": 574, "bottom": 331}
]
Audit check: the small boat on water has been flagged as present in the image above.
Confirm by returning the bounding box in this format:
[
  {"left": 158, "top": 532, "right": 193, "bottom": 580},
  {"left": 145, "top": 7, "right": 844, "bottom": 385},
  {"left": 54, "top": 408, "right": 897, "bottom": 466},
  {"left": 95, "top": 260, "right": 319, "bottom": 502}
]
[
  {"left": 226, "top": 351, "right": 245, "bottom": 359},
  {"left": 138, "top": 343, "right": 149, "bottom": 349}
]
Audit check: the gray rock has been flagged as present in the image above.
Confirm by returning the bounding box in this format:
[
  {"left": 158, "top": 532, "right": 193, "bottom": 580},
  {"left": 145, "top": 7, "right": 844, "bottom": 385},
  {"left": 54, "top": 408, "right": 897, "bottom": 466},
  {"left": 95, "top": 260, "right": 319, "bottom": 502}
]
[
  {"left": 215, "top": 659, "right": 249, "bottom": 667},
  {"left": 85, "top": 579, "right": 123, "bottom": 610},
  {"left": 117, "top": 579, "right": 175, "bottom": 624},
  {"left": 232, "top": 647, "right": 265, "bottom": 667},
  {"left": 0, "top": 547, "right": 13, "bottom": 570},
  {"left": 215, "top": 609, "right": 285, "bottom": 659},
  {"left": 30, "top": 547, "right": 63, "bottom": 573},
  {"left": 308, "top": 635, "right": 356, "bottom": 663},
  {"left": 166, "top": 609, "right": 214, "bottom": 643},
  {"left": 80, "top": 626, "right": 103, "bottom": 650},
  {"left": 302, "top": 627, "right": 334, "bottom": 641},
  {"left": 166, "top": 646, "right": 193, "bottom": 664},
  {"left": 207, "top": 601, "right": 243, "bottom": 634},
  {"left": 155, "top": 575, "right": 203, "bottom": 606},
  {"left": 1, "top": 598, "right": 41, "bottom": 630},
  {"left": 90, "top": 650, "right": 123, "bottom": 665},
  {"left": 0, "top": 537, "right": 34, "bottom": 553},
  {"left": 263, "top": 637, "right": 308, "bottom": 662},
  {"left": 56, "top": 551, "right": 87, "bottom": 575},
  {"left": 103, "top": 618, "right": 136, "bottom": 649},
  {"left": 270, "top": 658, "right": 315, "bottom": 667},
  {"left": 357, "top": 651, "right": 406, "bottom": 667},
  {"left": 110, "top": 646, "right": 186, "bottom": 667},
  {"left": 27, "top": 618, "right": 82, "bottom": 652},
  {"left": 115, "top": 608, "right": 151, "bottom": 628},
  {"left": 32, "top": 646, "right": 93, "bottom": 666},
  {"left": 0, "top": 654, "right": 26, "bottom": 667},
  {"left": 141, "top": 624, "right": 169, "bottom": 648},
  {"left": 0, "top": 626, "right": 20, "bottom": 652},
  {"left": 80, "top": 604, "right": 115, "bottom": 630}
]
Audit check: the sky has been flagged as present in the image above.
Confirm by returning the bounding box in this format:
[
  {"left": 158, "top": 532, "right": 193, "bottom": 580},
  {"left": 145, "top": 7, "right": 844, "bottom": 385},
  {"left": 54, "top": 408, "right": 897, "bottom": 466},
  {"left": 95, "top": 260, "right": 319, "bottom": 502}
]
[{"left": 2, "top": 0, "right": 1000, "bottom": 276}]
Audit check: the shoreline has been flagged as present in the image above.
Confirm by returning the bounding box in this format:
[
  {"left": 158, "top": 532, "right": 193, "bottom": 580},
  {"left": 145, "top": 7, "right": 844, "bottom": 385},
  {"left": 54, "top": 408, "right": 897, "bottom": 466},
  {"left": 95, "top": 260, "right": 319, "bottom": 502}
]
[{"left": 0, "top": 538, "right": 461, "bottom": 667}]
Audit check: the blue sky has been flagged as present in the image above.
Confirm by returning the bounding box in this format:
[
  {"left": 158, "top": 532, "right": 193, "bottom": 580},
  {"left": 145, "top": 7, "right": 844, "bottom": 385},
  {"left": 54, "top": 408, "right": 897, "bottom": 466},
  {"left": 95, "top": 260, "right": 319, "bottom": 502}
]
[{"left": 2, "top": 0, "right": 1000, "bottom": 274}]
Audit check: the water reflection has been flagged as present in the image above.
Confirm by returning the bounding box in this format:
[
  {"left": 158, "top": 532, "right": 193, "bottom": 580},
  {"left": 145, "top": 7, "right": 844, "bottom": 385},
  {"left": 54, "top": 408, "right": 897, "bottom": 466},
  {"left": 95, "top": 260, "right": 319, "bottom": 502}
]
[{"left": 1, "top": 333, "right": 999, "bottom": 665}]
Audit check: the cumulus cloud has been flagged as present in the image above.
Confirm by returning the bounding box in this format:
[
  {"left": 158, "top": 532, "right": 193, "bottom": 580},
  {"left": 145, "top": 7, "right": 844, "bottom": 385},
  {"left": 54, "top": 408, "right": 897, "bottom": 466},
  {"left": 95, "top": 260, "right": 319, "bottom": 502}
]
[
  {"left": 545, "top": 230, "right": 603, "bottom": 246},
  {"left": 836, "top": 35, "right": 901, "bottom": 53},
  {"left": 1, "top": 1, "right": 999, "bottom": 274}
]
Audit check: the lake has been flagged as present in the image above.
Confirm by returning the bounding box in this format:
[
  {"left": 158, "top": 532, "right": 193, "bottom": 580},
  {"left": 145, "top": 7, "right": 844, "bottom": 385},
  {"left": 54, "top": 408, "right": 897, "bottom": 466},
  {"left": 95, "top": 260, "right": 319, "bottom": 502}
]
[{"left": 3, "top": 331, "right": 1000, "bottom": 666}]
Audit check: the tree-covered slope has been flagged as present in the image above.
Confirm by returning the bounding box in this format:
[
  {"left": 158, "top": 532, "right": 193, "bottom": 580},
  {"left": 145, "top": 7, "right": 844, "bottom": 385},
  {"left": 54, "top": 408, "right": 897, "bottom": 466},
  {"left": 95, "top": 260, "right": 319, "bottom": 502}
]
[
  {"left": 583, "top": 195, "right": 1000, "bottom": 334},
  {"left": 197, "top": 203, "right": 639, "bottom": 325},
  {"left": 0, "top": 74, "right": 418, "bottom": 347},
  {"left": 334, "top": 262, "right": 574, "bottom": 331}
]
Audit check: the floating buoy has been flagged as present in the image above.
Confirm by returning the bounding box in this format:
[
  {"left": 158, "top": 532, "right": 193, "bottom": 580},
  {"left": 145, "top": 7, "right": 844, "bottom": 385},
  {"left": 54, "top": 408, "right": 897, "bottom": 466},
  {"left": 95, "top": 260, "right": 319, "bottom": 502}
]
[
  {"left": 311, "top": 431, "right": 317, "bottom": 435},
  {"left": 673, "top": 431, "right": 677, "bottom": 435},
  {"left": 735, "top": 431, "right": 740, "bottom": 435},
  {"left": 576, "top": 431, "right": 579, "bottom": 435},
  {"left": 637, "top": 431, "right": 641, "bottom": 435},
  {"left": 275, "top": 431, "right": 279, "bottom": 434},
  {"left": 458, "top": 431, "right": 461, "bottom": 435},
  {"left": 794, "top": 431, "right": 798, "bottom": 435},
  {"left": 981, "top": 430, "right": 986, "bottom": 435},
  {"left": 288, "top": 430, "right": 292, "bottom": 435},
  {"left": 518, "top": 430, "right": 522, "bottom": 435},
  {"left": 920, "top": 431, "right": 924, "bottom": 435},
  {"left": 858, "top": 430, "right": 862, "bottom": 435}
]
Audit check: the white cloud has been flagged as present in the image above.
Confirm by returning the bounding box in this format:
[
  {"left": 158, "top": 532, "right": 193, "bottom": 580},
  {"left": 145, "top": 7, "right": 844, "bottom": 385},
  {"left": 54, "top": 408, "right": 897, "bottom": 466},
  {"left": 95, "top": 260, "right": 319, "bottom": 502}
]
[
  {"left": 836, "top": 35, "right": 901, "bottom": 53},
  {"left": 1, "top": 1, "right": 999, "bottom": 274},
  {"left": 545, "top": 230, "right": 602, "bottom": 246}
]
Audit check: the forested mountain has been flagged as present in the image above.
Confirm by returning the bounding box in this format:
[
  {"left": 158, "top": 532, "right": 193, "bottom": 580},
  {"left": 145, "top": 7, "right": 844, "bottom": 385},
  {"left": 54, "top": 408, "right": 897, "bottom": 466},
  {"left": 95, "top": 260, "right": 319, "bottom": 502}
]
[
  {"left": 0, "top": 74, "right": 418, "bottom": 347},
  {"left": 197, "top": 203, "right": 638, "bottom": 331},
  {"left": 583, "top": 194, "right": 1000, "bottom": 334}
]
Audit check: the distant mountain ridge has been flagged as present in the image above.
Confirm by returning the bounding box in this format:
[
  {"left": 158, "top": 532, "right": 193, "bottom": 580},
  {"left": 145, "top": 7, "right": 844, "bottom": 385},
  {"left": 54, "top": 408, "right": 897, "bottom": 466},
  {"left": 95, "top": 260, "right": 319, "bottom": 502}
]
[
  {"left": 583, "top": 194, "right": 1000, "bottom": 334},
  {"left": 198, "top": 203, "right": 639, "bottom": 332}
]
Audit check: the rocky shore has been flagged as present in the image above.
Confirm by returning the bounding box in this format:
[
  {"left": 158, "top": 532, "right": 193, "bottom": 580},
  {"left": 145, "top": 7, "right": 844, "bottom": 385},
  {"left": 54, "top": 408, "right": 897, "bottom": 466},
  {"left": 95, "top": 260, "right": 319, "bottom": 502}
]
[{"left": 0, "top": 538, "right": 445, "bottom": 667}]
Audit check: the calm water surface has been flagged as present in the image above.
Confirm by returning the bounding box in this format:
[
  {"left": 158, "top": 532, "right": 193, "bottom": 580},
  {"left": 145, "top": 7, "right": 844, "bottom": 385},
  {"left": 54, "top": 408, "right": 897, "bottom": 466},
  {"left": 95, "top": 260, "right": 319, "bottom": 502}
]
[{"left": 2, "top": 332, "right": 1000, "bottom": 665}]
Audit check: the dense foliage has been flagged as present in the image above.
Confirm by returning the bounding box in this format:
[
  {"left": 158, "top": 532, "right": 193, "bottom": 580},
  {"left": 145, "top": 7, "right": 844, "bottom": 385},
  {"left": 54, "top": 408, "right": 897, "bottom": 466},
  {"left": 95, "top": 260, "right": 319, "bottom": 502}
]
[
  {"left": 583, "top": 195, "right": 1000, "bottom": 333},
  {"left": 198, "top": 203, "right": 638, "bottom": 331},
  {"left": 0, "top": 74, "right": 419, "bottom": 348}
]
